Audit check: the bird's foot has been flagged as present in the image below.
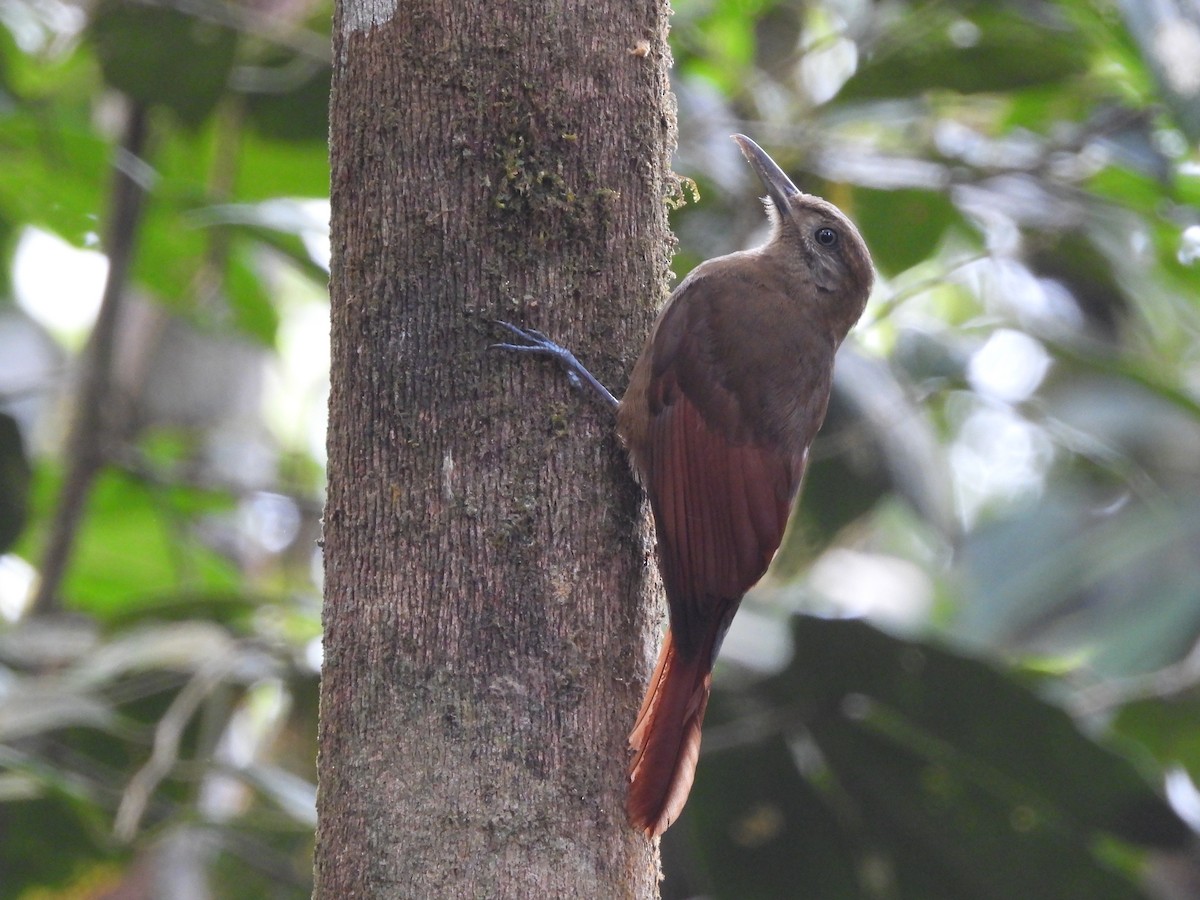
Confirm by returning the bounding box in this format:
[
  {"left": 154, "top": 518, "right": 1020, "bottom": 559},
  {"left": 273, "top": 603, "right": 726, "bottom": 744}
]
[
  {"left": 491, "top": 321, "right": 618, "bottom": 409},
  {"left": 491, "top": 322, "right": 583, "bottom": 389}
]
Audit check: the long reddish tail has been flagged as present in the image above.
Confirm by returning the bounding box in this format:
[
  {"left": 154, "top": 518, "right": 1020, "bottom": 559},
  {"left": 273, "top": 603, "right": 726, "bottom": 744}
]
[{"left": 626, "top": 628, "right": 715, "bottom": 837}]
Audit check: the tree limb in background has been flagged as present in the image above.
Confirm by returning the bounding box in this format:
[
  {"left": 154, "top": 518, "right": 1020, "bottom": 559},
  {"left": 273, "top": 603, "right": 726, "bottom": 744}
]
[{"left": 31, "top": 101, "right": 152, "bottom": 616}]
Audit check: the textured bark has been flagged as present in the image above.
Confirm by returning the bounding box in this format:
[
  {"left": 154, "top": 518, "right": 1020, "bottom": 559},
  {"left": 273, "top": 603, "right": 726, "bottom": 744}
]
[{"left": 317, "top": 1, "right": 675, "bottom": 897}]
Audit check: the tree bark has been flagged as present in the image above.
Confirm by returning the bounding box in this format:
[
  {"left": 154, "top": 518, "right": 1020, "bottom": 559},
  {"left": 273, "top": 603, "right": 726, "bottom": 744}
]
[{"left": 317, "top": 1, "right": 675, "bottom": 897}]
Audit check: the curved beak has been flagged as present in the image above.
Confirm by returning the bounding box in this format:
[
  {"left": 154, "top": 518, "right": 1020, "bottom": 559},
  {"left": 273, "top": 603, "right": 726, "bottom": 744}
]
[{"left": 731, "top": 134, "right": 801, "bottom": 213}]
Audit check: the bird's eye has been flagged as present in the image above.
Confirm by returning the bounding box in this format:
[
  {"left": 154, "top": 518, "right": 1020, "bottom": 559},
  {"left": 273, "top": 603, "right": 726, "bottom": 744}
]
[{"left": 815, "top": 227, "right": 838, "bottom": 247}]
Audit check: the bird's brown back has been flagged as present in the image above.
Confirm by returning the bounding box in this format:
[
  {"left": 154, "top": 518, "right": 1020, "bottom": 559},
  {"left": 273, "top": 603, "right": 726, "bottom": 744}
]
[{"left": 617, "top": 195, "right": 872, "bottom": 648}]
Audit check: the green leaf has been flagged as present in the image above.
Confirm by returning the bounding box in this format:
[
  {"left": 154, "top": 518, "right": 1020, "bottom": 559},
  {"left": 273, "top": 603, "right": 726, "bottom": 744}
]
[
  {"left": 0, "top": 110, "right": 108, "bottom": 246},
  {"left": 842, "top": 7, "right": 1091, "bottom": 100},
  {"left": 244, "top": 57, "right": 331, "bottom": 144},
  {"left": 1115, "top": 696, "right": 1200, "bottom": 788},
  {"left": 88, "top": 0, "right": 238, "bottom": 128},
  {"left": 17, "top": 466, "right": 239, "bottom": 617},
  {"left": 129, "top": 186, "right": 208, "bottom": 306},
  {"left": 674, "top": 0, "right": 769, "bottom": 94},
  {"left": 811, "top": 715, "right": 1150, "bottom": 899},
  {"left": 225, "top": 239, "right": 280, "bottom": 344},
  {"left": 129, "top": 119, "right": 328, "bottom": 310},
  {"left": 678, "top": 735, "right": 863, "bottom": 899},
  {"left": 851, "top": 187, "right": 959, "bottom": 275},
  {"left": 190, "top": 199, "right": 330, "bottom": 283},
  {"left": 1087, "top": 164, "right": 1168, "bottom": 214},
  {"left": 685, "top": 616, "right": 1189, "bottom": 899},
  {"left": 784, "top": 617, "right": 1187, "bottom": 851},
  {"left": 237, "top": 130, "right": 332, "bottom": 200},
  {"left": 0, "top": 793, "right": 119, "bottom": 896},
  {"left": 959, "top": 485, "right": 1200, "bottom": 676},
  {"left": 1001, "top": 84, "right": 1095, "bottom": 133},
  {"left": 0, "top": 21, "right": 15, "bottom": 101}
]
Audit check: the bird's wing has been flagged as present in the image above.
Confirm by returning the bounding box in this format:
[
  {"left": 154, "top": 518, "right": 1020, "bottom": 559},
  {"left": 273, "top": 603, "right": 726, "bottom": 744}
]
[{"left": 638, "top": 273, "right": 806, "bottom": 656}]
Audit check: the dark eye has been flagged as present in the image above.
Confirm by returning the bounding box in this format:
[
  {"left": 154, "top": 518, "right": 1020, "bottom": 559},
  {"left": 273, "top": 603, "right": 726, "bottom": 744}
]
[{"left": 815, "top": 227, "right": 838, "bottom": 247}]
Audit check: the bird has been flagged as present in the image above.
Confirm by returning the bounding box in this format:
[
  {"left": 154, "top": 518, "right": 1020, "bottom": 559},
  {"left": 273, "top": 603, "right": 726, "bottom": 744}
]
[{"left": 494, "top": 134, "right": 874, "bottom": 837}]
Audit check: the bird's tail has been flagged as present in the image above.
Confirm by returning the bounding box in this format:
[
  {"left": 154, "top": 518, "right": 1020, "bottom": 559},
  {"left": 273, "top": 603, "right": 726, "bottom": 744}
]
[{"left": 626, "top": 627, "right": 715, "bottom": 837}]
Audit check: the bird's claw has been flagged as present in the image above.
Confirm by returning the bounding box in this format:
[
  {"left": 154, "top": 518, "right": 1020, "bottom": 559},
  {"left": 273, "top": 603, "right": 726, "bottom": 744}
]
[
  {"left": 491, "top": 321, "right": 560, "bottom": 352},
  {"left": 490, "top": 320, "right": 614, "bottom": 406}
]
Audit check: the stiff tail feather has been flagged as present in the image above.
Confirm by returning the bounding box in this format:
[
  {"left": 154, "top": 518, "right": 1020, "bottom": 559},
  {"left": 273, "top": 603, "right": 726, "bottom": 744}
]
[{"left": 626, "top": 628, "right": 714, "bottom": 837}]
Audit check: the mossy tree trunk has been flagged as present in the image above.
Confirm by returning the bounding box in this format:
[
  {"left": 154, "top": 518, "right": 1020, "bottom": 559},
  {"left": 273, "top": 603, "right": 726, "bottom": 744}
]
[{"left": 316, "top": 1, "right": 676, "bottom": 896}]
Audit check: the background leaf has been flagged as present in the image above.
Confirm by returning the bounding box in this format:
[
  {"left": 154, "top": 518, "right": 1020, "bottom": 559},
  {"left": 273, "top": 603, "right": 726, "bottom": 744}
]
[{"left": 89, "top": 1, "right": 238, "bottom": 128}]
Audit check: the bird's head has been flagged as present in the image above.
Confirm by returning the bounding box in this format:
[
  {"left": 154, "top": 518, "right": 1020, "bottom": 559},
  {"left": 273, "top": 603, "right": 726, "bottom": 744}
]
[{"left": 732, "top": 134, "right": 874, "bottom": 334}]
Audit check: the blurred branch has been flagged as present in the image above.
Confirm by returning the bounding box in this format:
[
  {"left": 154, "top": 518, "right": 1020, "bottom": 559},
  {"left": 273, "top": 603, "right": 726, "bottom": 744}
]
[
  {"left": 109, "top": 442, "right": 325, "bottom": 518},
  {"left": 114, "top": 653, "right": 236, "bottom": 842},
  {"left": 1070, "top": 638, "right": 1200, "bottom": 716},
  {"left": 699, "top": 704, "right": 799, "bottom": 755},
  {"left": 31, "top": 101, "right": 152, "bottom": 616},
  {"left": 210, "top": 827, "right": 312, "bottom": 887},
  {"left": 192, "top": 94, "right": 243, "bottom": 312},
  {"left": 0, "top": 373, "right": 66, "bottom": 405},
  {"left": 1037, "top": 415, "right": 1169, "bottom": 507},
  {"left": 1117, "top": 0, "right": 1200, "bottom": 142},
  {"left": 860, "top": 253, "right": 989, "bottom": 328},
  {"left": 1044, "top": 338, "right": 1200, "bottom": 421}
]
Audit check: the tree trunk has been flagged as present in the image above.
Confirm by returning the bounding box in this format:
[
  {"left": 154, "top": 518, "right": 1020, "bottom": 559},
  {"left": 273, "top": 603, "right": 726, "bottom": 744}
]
[{"left": 316, "top": 1, "right": 675, "bottom": 897}]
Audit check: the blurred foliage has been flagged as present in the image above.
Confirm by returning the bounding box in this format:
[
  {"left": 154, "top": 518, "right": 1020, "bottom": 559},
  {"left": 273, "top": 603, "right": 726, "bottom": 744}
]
[
  {"left": 684, "top": 617, "right": 1192, "bottom": 899},
  {"left": 0, "top": 0, "right": 328, "bottom": 895},
  {"left": 1, "top": 0, "right": 1199, "bottom": 898},
  {"left": 662, "top": 0, "right": 1200, "bottom": 897}
]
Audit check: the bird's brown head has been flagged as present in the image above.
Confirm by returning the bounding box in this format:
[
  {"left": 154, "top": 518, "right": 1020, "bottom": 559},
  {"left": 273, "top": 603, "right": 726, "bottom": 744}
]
[{"left": 732, "top": 134, "right": 874, "bottom": 339}]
